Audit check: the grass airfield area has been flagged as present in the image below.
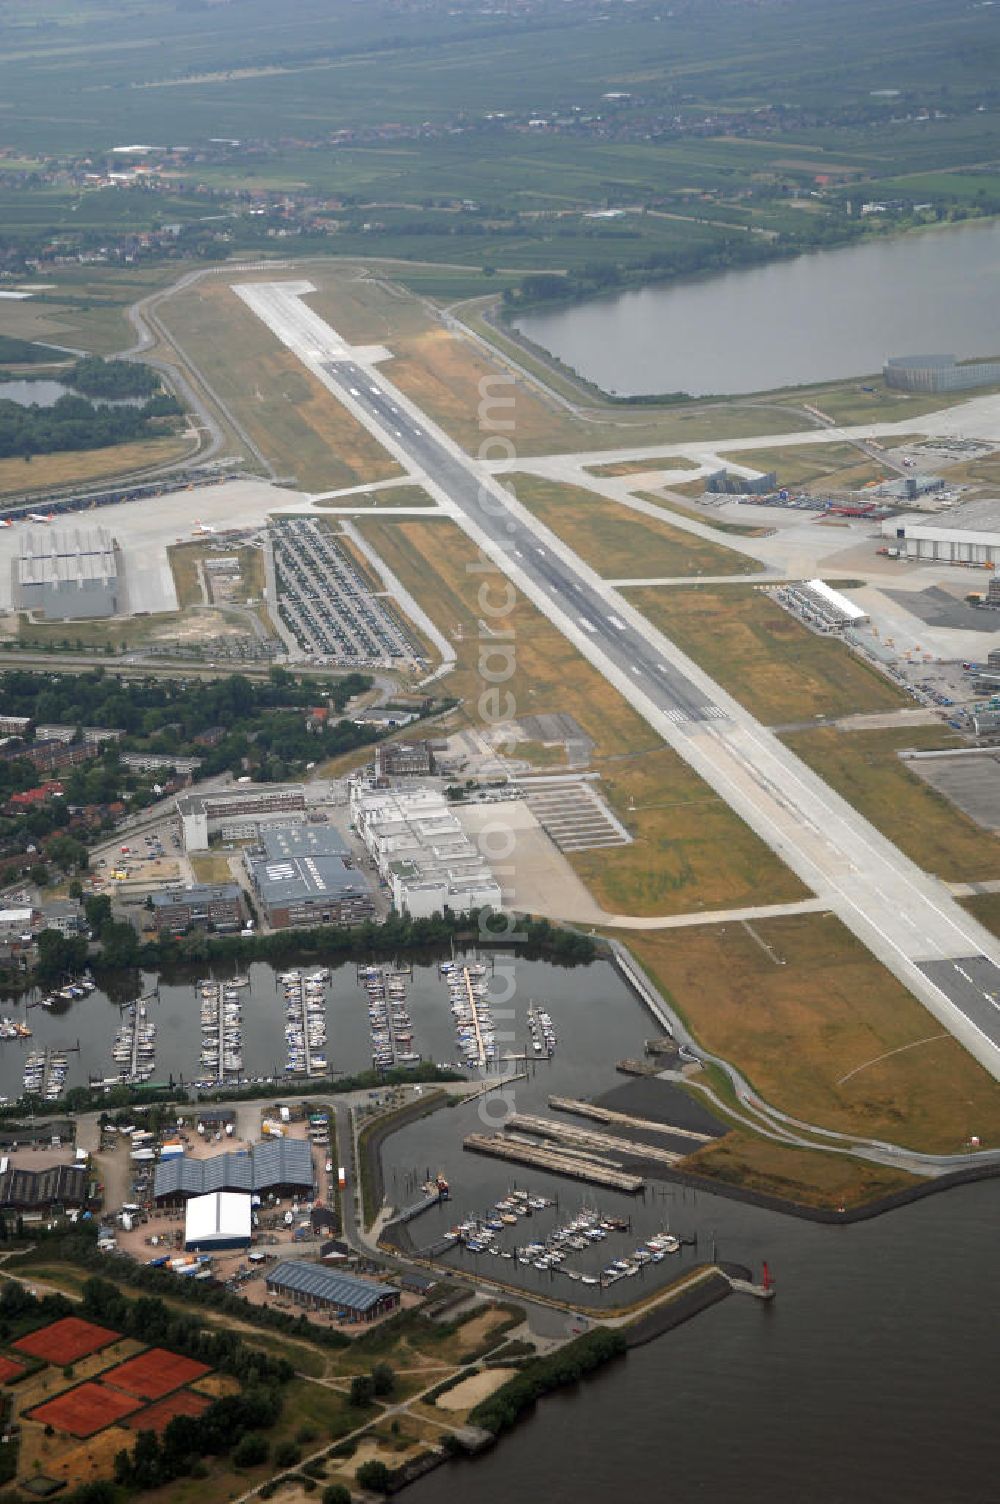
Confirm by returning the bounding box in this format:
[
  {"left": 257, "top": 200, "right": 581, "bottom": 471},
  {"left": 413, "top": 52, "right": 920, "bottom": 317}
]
[
  {"left": 625, "top": 918, "right": 1000, "bottom": 1163},
  {"left": 626, "top": 584, "right": 908, "bottom": 724},
  {"left": 507, "top": 474, "right": 759, "bottom": 579}
]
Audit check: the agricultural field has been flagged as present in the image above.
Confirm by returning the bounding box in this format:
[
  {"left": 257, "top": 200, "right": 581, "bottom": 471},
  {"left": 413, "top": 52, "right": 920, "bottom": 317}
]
[
  {"left": 625, "top": 913, "right": 1000, "bottom": 1155},
  {"left": 624, "top": 585, "right": 908, "bottom": 724},
  {"left": 781, "top": 724, "right": 1000, "bottom": 883},
  {"left": 357, "top": 514, "right": 804, "bottom": 915},
  {"left": 0, "top": 265, "right": 181, "bottom": 355},
  {"left": 507, "top": 474, "right": 760, "bottom": 578}
]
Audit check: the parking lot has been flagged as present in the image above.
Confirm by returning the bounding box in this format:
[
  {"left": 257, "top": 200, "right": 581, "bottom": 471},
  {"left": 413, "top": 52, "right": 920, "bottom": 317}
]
[{"left": 270, "top": 517, "right": 424, "bottom": 668}]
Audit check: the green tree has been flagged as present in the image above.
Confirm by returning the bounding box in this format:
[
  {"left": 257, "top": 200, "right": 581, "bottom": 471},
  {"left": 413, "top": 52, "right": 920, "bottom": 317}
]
[
  {"left": 232, "top": 1433, "right": 269, "bottom": 1467},
  {"left": 349, "top": 1374, "right": 375, "bottom": 1407},
  {"left": 356, "top": 1460, "right": 391, "bottom": 1492},
  {"left": 323, "top": 1486, "right": 352, "bottom": 1504},
  {"left": 371, "top": 1361, "right": 396, "bottom": 1397}
]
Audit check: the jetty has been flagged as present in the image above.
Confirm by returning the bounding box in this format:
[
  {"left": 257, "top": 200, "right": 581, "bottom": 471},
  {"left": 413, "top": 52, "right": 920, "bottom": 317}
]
[
  {"left": 463, "top": 1131, "right": 644, "bottom": 1192},
  {"left": 112, "top": 995, "right": 157, "bottom": 1086},
  {"left": 507, "top": 1112, "right": 683, "bottom": 1168},
  {"left": 548, "top": 1096, "right": 712, "bottom": 1144}
]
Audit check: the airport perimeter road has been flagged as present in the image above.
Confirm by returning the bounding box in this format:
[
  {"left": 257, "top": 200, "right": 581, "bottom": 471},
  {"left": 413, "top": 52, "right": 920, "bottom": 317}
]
[{"left": 231, "top": 281, "right": 1000, "bottom": 1079}]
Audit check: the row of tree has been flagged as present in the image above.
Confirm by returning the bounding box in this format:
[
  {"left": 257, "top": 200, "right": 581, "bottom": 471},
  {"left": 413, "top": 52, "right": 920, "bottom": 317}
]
[
  {"left": 0, "top": 390, "right": 182, "bottom": 460},
  {"left": 469, "top": 1326, "right": 627, "bottom": 1434}
]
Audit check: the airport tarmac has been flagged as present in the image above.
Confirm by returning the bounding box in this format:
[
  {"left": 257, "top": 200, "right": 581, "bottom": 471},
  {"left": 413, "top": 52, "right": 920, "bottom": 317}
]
[
  {"left": 0, "top": 477, "right": 312, "bottom": 615},
  {"left": 231, "top": 278, "right": 1000, "bottom": 1079}
]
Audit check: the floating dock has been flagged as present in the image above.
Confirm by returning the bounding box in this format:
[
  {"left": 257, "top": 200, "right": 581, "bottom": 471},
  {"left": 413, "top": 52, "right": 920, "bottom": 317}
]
[
  {"left": 283, "top": 969, "right": 329, "bottom": 1077},
  {"left": 23, "top": 1045, "right": 71, "bottom": 1100},
  {"left": 111, "top": 995, "right": 157, "bottom": 1086},
  {"left": 548, "top": 1096, "right": 712, "bottom": 1144},
  {"left": 463, "top": 1131, "right": 644, "bottom": 1192},
  {"left": 507, "top": 1112, "right": 683, "bottom": 1167},
  {"left": 198, "top": 980, "right": 243, "bottom": 1085}
]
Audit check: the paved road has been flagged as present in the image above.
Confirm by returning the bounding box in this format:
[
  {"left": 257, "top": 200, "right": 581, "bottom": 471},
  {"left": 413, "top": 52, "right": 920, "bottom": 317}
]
[{"left": 230, "top": 281, "right": 1000, "bottom": 1079}]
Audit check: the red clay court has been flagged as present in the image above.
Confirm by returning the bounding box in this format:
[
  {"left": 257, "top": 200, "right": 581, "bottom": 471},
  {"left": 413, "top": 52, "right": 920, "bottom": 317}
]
[
  {"left": 122, "top": 1389, "right": 211, "bottom": 1434},
  {"left": 27, "top": 1382, "right": 142, "bottom": 1438},
  {"left": 0, "top": 1356, "right": 26, "bottom": 1383},
  {"left": 101, "top": 1349, "right": 211, "bottom": 1401},
  {"left": 14, "top": 1317, "right": 120, "bottom": 1365}
]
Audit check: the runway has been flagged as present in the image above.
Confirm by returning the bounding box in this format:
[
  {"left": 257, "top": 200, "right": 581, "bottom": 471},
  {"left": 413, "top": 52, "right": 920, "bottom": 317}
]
[{"left": 231, "top": 280, "right": 1000, "bottom": 1080}]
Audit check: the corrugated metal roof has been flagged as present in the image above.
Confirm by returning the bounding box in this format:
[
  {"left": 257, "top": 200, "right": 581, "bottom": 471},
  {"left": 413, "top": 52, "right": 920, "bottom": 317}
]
[
  {"left": 153, "top": 1138, "right": 313, "bottom": 1199},
  {"left": 265, "top": 1260, "right": 399, "bottom": 1311}
]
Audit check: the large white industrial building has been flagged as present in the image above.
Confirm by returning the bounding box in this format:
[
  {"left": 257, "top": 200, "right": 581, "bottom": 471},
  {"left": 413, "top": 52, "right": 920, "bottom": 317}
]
[
  {"left": 350, "top": 785, "right": 502, "bottom": 918},
  {"left": 184, "top": 1190, "right": 252, "bottom": 1252},
  {"left": 882, "top": 498, "right": 1000, "bottom": 566}
]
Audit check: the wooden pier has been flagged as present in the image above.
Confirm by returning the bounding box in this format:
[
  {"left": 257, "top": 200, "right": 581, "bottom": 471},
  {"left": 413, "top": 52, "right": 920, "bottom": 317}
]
[
  {"left": 463, "top": 1132, "right": 644, "bottom": 1192},
  {"left": 548, "top": 1096, "right": 712, "bottom": 1144}
]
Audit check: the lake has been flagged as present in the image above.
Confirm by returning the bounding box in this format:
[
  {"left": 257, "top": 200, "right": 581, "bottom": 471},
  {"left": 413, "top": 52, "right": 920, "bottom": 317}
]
[
  {"left": 512, "top": 219, "right": 1000, "bottom": 397},
  {"left": 0, "top": 379, "right": 141, "bottom": 407}
]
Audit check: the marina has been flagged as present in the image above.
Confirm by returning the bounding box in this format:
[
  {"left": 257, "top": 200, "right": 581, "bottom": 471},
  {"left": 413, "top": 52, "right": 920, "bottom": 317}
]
[
  {"left": 282, "top": 968, "right": 330, "bottom": 1077},
  {"left": 450, "top": 1190, "right": 682, "bottom": 1286},
  {"left": 528, "top": 1002, "right": 557, "bottom": 1057},
  {"left": 197, "top": 978, "right": 243, "bottom": 1086},
  {"left": 22, "top": 1044, "right": 71, "bottom": 1101},
  {"left": 359, "top": 965, "right": 421, "bottom": 1072},
  {"left": 441, "top": 960, "right": 496, "bottom": 1070},
  {"left": 109, "top": 995, "right": 157, "bottom": 1086},
  {"left": 0, "top": 951, "right": 649, "bottom": 1103}
]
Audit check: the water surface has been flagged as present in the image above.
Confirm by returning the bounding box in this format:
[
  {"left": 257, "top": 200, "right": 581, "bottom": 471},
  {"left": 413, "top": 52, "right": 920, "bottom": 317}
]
[{"left": 513, "top": 220, "right": 1000, "bottom": 397}]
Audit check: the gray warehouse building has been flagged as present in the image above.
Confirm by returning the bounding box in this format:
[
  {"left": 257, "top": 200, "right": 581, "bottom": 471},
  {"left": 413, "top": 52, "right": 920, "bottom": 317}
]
[{"left": 15, "top": 525, "right": 121, "bottom": 620}]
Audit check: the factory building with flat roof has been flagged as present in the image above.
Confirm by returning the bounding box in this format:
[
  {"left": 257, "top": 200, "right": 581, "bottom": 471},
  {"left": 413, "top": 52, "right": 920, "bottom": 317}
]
[
  {"left": 351, "top": 785, "right": 502, "bottom": 918},
  {"left": 244, "top": 824, "right": 375, "bottom": 929},
  {"left": 881, "top": 498, "right": 1000, "bottom": 566},
  {"left": 15, "top": 525, "right": 121, "bottom": 620}
]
